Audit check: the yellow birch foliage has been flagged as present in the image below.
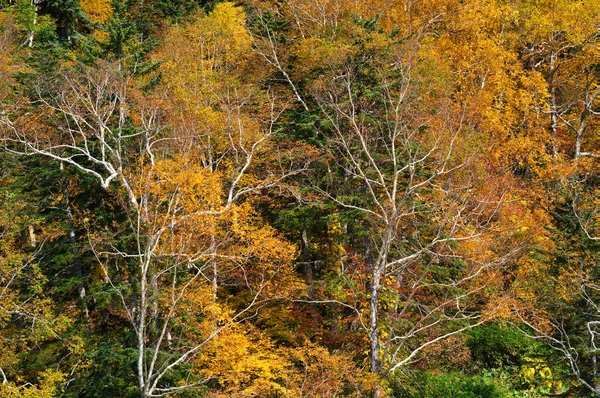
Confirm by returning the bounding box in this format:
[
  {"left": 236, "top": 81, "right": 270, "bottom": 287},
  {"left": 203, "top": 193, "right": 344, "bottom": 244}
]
[
  {"left": 0, "top": 369, "right": 65, "bottom": 398},
  {"left": 197, "top": 325, "right": 293, "bottom": 397},
  {"left": 284, "top": 342, "right": 378, "bottom": 397},
  {"left": 146, "top": 159, "right": 298, "bottom": 292},
  {"left": 79, "top": 0, "right": 113, "bottom": 24},
  {"left": 151, "top": 2, "right": 270, "bottom": 163},
  {"left": 79, "top": 0, "right": 112, "bottom": 41},
  {"left": 198, "top": 329, "right": 376, "bottom": 397}
]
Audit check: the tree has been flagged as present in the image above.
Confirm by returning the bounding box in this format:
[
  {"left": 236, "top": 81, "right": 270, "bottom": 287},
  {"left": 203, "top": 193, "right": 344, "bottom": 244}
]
[
  {"left": 509, "top": 0, "right": 600, "bottom": 162},
  {"left": 250, "top": 4, "right": 525, "bottom": 393},
  {"left": 0, "top": 4, "right": 303, "bottom": 396},
  {"left": 511, "top": 177, "right": 600, "bottom": 397},
  {"left": 1, "top": 0, "right": 597, "bottom": 395}
]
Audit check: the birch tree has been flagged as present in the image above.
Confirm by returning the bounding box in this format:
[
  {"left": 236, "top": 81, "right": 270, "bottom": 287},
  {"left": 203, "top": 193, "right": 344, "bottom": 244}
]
[
  {"left": 0, "top": 4, "right": 301, "bottom": 396},
  {"left": 251, "top": 5, "right": 522, "bottom": 390}
]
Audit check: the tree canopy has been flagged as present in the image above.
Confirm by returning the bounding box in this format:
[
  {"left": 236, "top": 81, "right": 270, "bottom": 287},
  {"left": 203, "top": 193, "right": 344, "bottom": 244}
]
[{"left": 0, "top": 0, "right": 598, "bottom": 397}]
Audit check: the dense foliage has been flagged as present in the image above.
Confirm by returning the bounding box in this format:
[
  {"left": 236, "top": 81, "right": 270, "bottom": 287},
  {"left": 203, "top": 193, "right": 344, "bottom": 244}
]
[{"left": 0, "top": 0, "right": 598, "bottom": 397}]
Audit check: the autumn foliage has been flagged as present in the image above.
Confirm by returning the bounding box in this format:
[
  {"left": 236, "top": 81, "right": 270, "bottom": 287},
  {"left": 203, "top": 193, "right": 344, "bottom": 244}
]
[{"left": 0, "top": 0, "right": 598, "bottom": 397}]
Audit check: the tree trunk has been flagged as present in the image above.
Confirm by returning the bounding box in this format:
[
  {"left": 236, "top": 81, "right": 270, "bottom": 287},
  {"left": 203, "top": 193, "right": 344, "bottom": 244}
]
[
  {"left": 369, "top": 223, "right": 395, "bottom": 397},
  {"left": 369, "top": 262, "right": 382, "bottom": 373}
]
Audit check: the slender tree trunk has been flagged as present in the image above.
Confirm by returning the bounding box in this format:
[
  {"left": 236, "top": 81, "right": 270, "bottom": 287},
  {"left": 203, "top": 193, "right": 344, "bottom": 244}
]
[
  {"left": 26, "top": 4, "right": 37, "bottom": 48},
  {"left": 550, "top": 87, "right": 559, "bottom": 159},
  {"left": 28, "top": 225, "right": 37, "bottom": 247},
  {"left": 149, "top": 262, "right": 159, "bottom": 332},
  {"left": 369, "top": 223, "right": 395, "bottom": 397},
  {"left": 369, "top": 261, "right": 383, "bottom": 373},
  {"left": 574, "top": 122, "right": 586, "bottom": 160},
  {"left": 549, "top": 53, "right": 558, "bottom": 159},
  {"left": 592, "top": 345, "right": 597, "bottom": 390},
  {"left": 211, "top": 232, "right": 218, "bottom": 303},
  {"left": 369, "top": 257, "right": 383, "bottom": 398},
  {"left": 138, "top": 261, "right": 148, "bottom": 398}
]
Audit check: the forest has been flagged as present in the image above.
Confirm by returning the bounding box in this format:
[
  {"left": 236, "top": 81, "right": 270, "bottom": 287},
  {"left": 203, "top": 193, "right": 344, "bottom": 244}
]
[{"left": 0, "top": 0, "right": 598, "bottom": 396}]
